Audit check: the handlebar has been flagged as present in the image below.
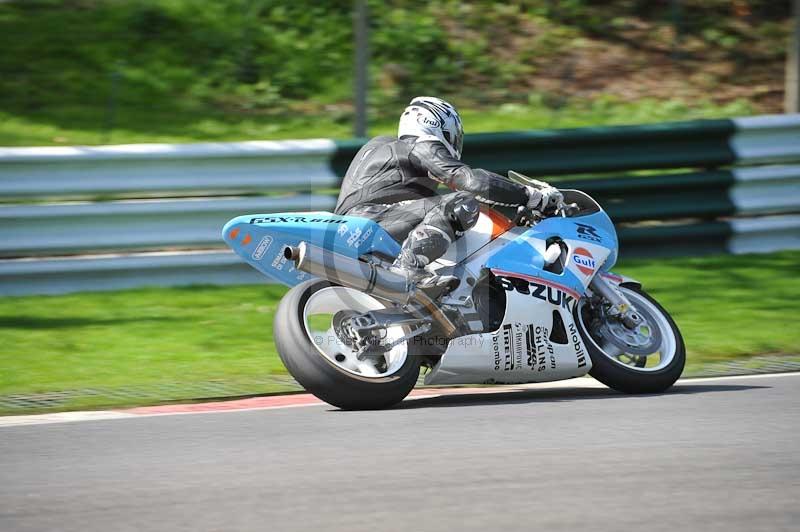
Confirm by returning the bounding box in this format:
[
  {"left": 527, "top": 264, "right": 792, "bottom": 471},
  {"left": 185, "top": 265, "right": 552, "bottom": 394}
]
[
  {"left": 514, "top": 194, "right": 580, "bottom": 227},
  {"left": 506, "top": 171, "right": 582, "bottom": 224}
]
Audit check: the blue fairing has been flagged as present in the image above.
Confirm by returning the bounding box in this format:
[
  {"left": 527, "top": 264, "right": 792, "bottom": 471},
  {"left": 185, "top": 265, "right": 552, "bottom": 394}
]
[
  {"left": 222, "top": 212, "right": 400, "bottom": 287},
  {"left": 484, "top": 210, "right": 618, "bottom": 296},
  {"left": 224, "top": 205, "right": 620, "bottom": 294},
  {"left": 579, "top": 210, "right": 619, "bottom": 270}
]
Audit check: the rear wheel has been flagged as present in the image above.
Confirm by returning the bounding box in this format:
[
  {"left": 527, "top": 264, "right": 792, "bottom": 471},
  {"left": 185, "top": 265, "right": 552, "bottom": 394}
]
[
  {"left": 576, "top": 285, "right": 685, "bottom": 393},
  {"left": 274, "top": 279, "right": 420, "bottom": 409}
]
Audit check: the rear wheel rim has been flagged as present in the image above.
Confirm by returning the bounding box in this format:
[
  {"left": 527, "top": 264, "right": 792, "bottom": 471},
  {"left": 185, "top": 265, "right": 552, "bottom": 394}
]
[
  {"left": 302, "top": 286, "right": 408, "bottom": 378},
  {"left": 578, "top": 287, "right": 678, "bottom": 373}
]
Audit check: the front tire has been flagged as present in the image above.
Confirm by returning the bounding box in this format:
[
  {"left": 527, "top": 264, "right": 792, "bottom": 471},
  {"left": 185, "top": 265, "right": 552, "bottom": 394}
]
[
  {"left": 274, "top": 279, "right": 420, "bottom": 410},
  {"left": 576, "top": 285, "right": 685, "bottom": 394}
]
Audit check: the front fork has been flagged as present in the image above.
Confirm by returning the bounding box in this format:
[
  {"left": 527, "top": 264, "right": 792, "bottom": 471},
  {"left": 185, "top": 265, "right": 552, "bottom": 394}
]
[{"left": 589, "top": 275, "right": 644, "bottom": 329}]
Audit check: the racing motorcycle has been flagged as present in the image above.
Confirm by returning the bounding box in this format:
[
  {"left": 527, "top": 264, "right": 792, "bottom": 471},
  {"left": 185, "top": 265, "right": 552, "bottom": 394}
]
[{"left": 223, "top": 172, "right": 685, "bottom": 409}]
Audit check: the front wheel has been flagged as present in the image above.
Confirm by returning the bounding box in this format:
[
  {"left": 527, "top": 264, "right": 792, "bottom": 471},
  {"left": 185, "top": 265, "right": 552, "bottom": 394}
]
[
  {"left": 274, "top": 279, "right": 421, "bottom": 410},
  {"left": 576, "top": 285, "right": 685, "bottom": 394}
]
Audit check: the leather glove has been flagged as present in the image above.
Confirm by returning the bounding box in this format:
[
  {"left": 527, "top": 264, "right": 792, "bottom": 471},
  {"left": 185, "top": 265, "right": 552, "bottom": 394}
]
[
  {"left": 516, "top": 186, "right": 544, "bottom": 226},
  {"left": 517, "top": 185, "right": 563, "bottom": 226},
  {"left": 540, "top": 186, "right": 563, "bottom": 214},
  {"left": 527, "top": 184, "right": 562, "bottom": 213}
]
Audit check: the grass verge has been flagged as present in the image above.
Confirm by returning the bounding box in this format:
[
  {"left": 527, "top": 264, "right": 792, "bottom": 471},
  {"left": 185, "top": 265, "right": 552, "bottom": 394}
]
[
  {"left": 0, "top": 250, "right": 798, "bottom": 413},
  {"left": 0, "top": 97, "right": 753, "bottom": 147}
]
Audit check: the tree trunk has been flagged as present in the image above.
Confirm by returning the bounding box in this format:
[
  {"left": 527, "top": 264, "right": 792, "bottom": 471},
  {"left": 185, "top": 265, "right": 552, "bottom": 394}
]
[{"left": 353, "top": 0, "right": 369, "bottom": 137}]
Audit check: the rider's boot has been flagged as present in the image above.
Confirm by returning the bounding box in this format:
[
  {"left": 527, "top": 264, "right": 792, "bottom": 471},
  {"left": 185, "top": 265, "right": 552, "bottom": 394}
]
[{"left": 390, "top": 227, "right": 459, "bottom": 294}]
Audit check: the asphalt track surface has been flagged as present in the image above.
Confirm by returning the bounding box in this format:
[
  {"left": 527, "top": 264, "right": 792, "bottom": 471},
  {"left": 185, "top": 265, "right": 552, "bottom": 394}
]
[{"left": 1, "top": 373, "right": 798, "bottom": 532}]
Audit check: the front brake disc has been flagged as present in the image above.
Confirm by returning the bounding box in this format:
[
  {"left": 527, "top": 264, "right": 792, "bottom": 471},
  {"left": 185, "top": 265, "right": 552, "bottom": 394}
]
[{"left": 596, "top": 304, "right": 662, "bottom": 356}]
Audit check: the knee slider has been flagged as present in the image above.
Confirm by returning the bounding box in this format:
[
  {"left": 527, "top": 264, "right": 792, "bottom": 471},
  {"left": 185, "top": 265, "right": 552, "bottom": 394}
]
[
  {"left": 402, "top": 226, "right": 451, "bottom": 266},
  {"left": 446, "top": 194, "right": 480, "bottom": 232}
]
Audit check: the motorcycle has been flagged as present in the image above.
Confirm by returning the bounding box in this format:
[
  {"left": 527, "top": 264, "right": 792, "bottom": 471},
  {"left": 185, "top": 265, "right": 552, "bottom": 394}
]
[{"left": 223, "top": 172, "right": 685, "bottom": 409}]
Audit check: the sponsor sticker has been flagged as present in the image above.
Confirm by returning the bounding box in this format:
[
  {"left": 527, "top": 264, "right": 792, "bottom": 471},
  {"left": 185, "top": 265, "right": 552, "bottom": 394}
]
[
  {"left": 250, "top": 216, "right": 346, "bottom": 224},
  {"left": 356, "top": 226, "right": 373, "bottom": 247},
  {"left": 526, "top": 324, "right": 556, "bottom": 372},
  {"left": 493, "top": 322, "right": 538, "bottom": 373},
  {"left": 271, "top": 250, "right": 288, "bottom": 271},
  {"left": 251, "top": 236, "right": 273, "bottom": 260},
  {"left": 502, "top": 323, "right": 514, "bottom": 371},
  {"left": 492, "top": 332, "right": 502, "bottom": 371},
  {"left": 568, "top": 322, "right": 588, "bottom": 368},
  {"left": 417, "top": 115, "right": 442, "bottom": 128},
  {"left": 496, "top": 275, "right": 577, "bottom": 312},
  {"left": 346, "top": 228, "right": 362, "bottom": 247},
  {"left": 572, "top": 247, "right": 596, "bottom": 276}
]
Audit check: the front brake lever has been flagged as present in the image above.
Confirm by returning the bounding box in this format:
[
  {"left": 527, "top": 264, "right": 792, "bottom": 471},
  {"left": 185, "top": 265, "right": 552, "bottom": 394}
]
[
  {"left": 560, "top": 202, "right": 580, "bottom": 217},
  {"left": 515, "top": 205, "right": 543, "bottom": 226}
]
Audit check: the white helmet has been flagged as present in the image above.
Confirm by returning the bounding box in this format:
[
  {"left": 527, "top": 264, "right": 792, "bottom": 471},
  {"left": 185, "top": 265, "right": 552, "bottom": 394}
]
[{"left": 398, "top": 96, "right": 464, "bottom": 159}]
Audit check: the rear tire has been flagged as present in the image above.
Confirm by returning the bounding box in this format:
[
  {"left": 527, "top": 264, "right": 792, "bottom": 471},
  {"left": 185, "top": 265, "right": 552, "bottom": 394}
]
[
  {"left": 577, "top": 285, "right": 685, "bottom": 394},
  {"left": 274, "top": 279, "right": 420, "bottom": 410}
]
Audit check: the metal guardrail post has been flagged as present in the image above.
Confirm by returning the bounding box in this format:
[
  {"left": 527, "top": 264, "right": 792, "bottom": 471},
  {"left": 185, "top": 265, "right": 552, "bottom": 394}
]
[{"left": 787, "top": 0, "right": 800, "bottom": 113}]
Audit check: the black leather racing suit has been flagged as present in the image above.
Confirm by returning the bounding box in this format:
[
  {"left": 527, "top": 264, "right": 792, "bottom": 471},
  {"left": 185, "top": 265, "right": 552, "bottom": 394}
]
[{"left": 334, "top": 135, "right": 530, "bottom": 269}]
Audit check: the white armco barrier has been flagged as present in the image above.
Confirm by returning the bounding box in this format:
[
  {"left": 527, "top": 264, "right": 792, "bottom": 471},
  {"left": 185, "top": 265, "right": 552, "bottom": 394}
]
[
  {"left": 1, "top": 115, "right": 799, "bottom": 295},
  {"left": 0, "top": 139, "right": 339, "bottom": 196},
  {"left": 729, "top": 215, "right": 800, "bottom": 254},
  {"left": 0, "top": 195, "right": 336, "bottom": 256},
  {"left": 731, "top": 165, "right": 800, "bottom": 215},
  {"left": 731, "top": 115, "right": 800, "bottom": 165}
]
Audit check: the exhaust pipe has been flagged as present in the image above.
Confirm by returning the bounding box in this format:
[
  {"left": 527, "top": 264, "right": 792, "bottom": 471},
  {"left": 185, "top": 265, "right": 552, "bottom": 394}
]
[
  {"left": 285, "top": 242, "right": 457, "bottom": 336},
  {"left": 285, "top": 242, "right": 413, "bottom": 304}
]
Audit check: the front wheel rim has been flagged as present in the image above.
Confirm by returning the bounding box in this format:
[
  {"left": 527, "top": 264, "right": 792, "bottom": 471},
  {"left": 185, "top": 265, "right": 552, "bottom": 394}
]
[
  {"left": 578, "top": 287, "right": 678, "bottom": 373},
  {"left": 302, "top": 286, "right": 409, "bottom": 378}
]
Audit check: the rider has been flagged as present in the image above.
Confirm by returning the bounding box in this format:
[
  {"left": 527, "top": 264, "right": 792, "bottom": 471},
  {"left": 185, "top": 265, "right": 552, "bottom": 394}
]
[{"left": 334, "top": 96, "right": 561, "bottom": 289}]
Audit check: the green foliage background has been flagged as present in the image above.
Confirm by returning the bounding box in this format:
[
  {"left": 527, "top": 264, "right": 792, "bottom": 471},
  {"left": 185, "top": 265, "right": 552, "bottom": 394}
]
[{"left": 0, "top": 0, "right": 790, "bottom": 145}]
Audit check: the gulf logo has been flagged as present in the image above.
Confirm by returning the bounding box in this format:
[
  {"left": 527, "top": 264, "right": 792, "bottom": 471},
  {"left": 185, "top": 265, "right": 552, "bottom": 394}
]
[{"left": 572, "top": 247, "right": 596, "bottom": 276}]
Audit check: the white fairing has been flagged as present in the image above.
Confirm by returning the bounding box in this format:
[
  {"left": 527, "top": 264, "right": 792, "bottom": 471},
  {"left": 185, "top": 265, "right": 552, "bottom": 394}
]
[
  {"left": 424, "top": 223, "right": 594, "bottom": 386},
  {"left": 562, "top": 238, "right": 612, "bottom": 289},
  {"left": 425, "top": 290, "right": 592, "bottom": 385}
]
